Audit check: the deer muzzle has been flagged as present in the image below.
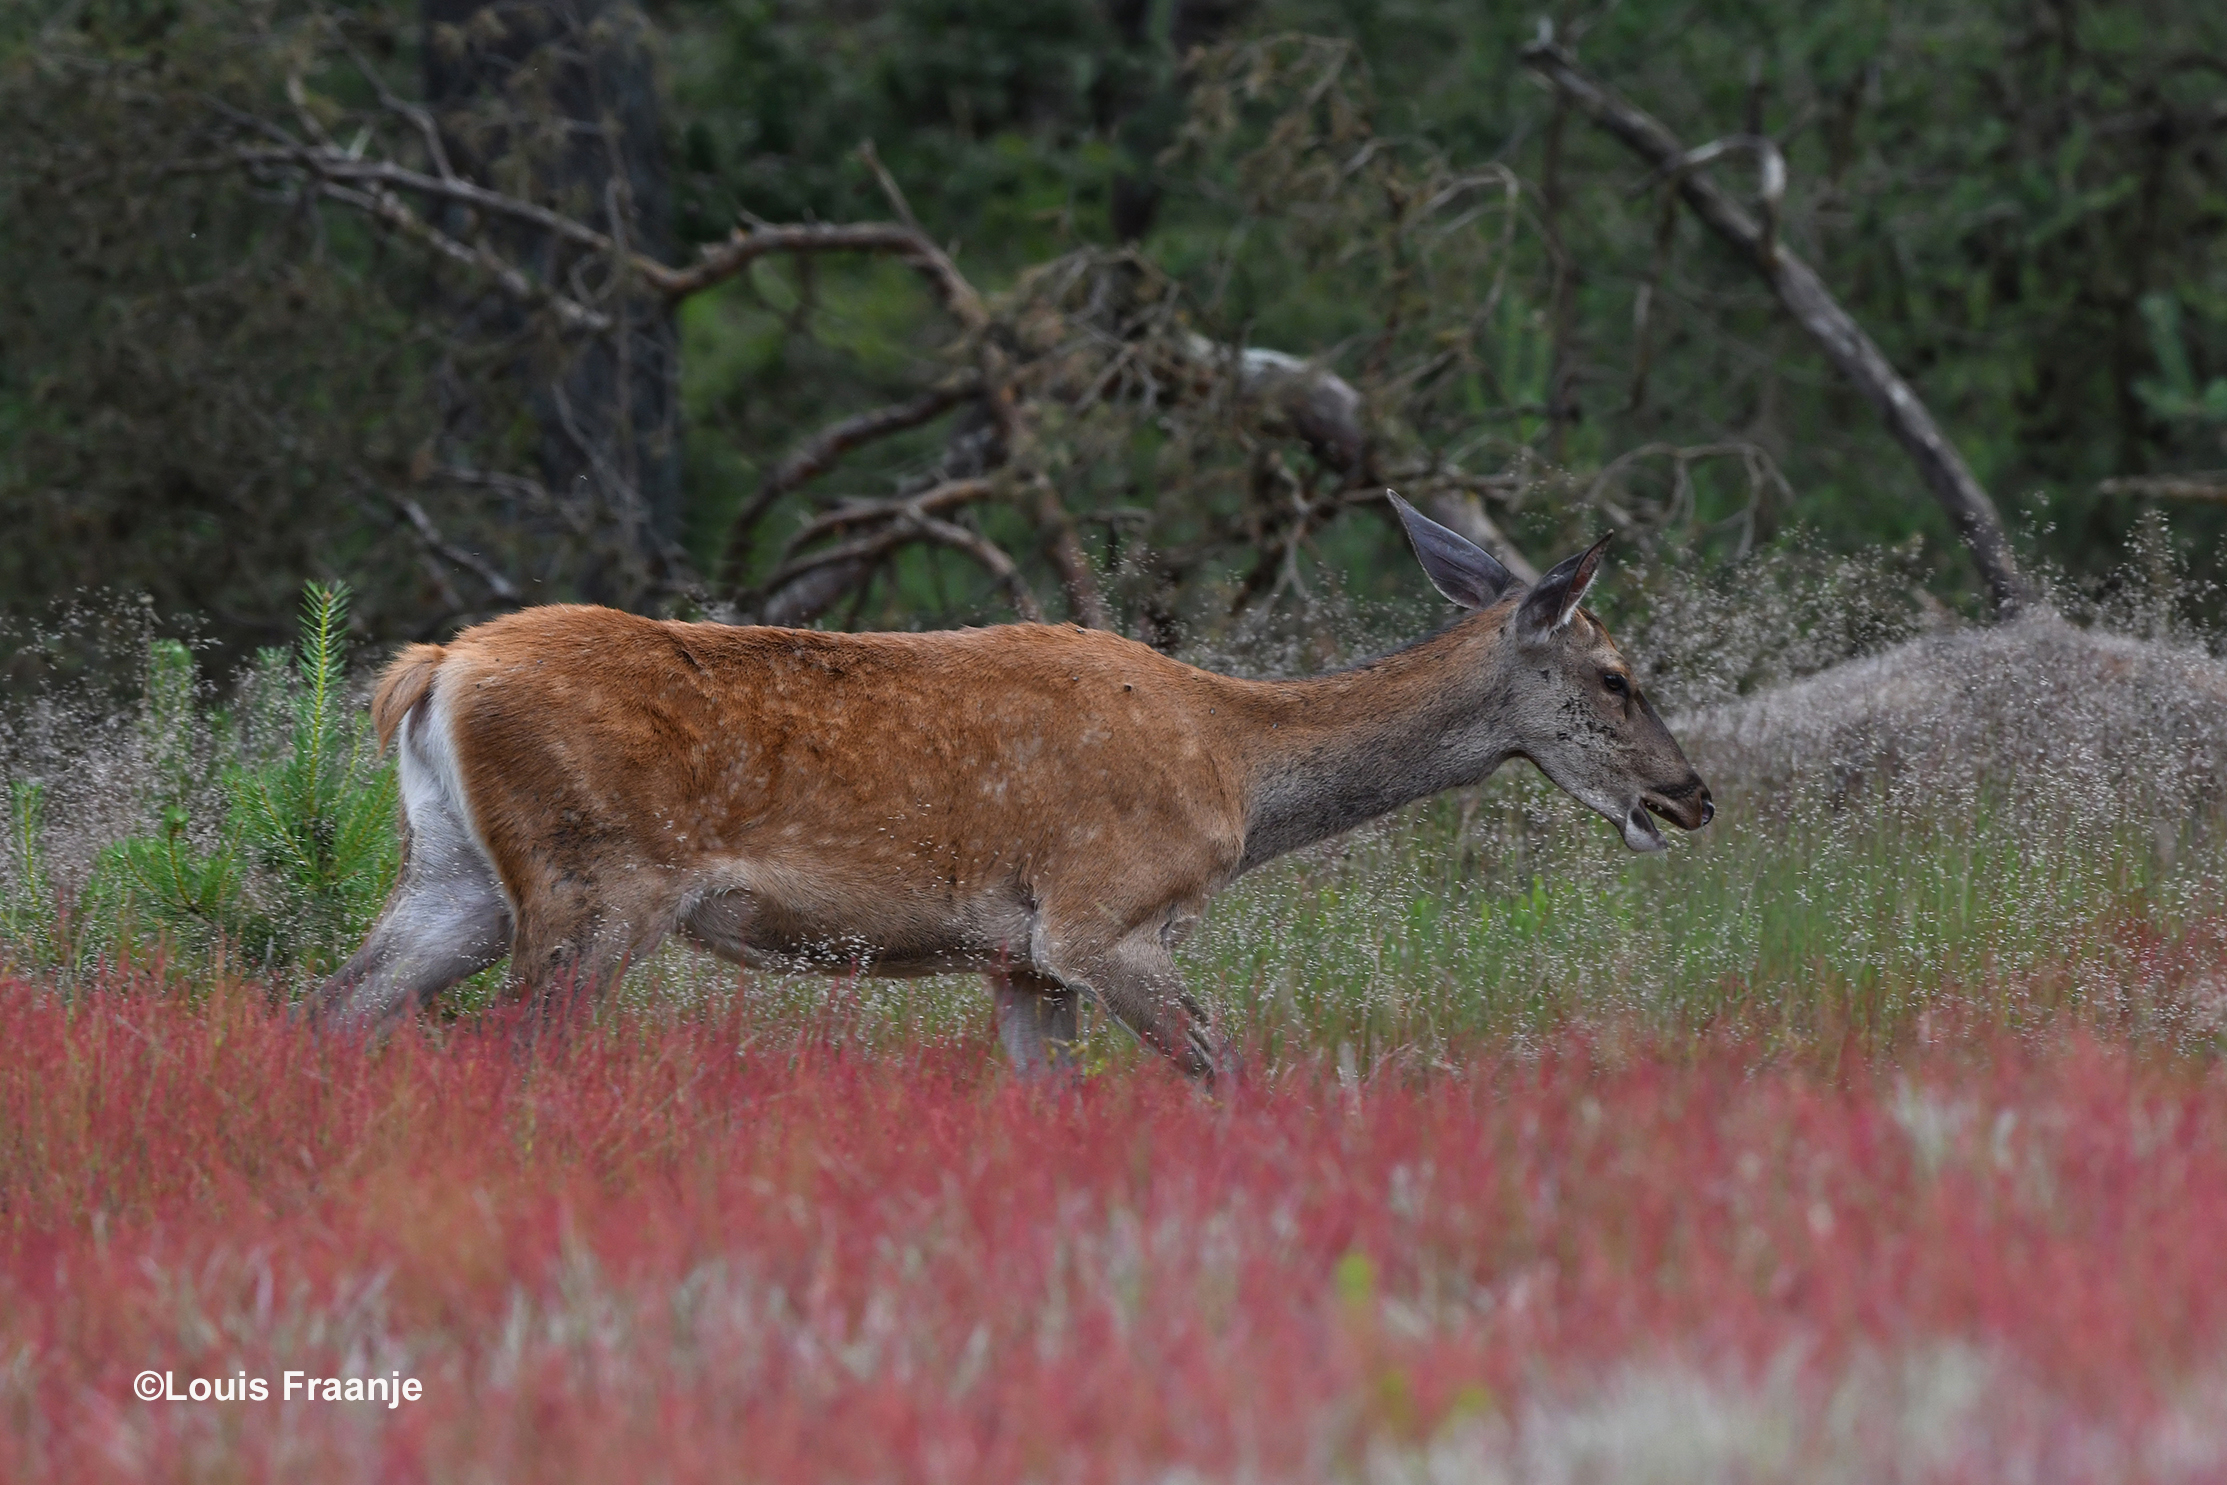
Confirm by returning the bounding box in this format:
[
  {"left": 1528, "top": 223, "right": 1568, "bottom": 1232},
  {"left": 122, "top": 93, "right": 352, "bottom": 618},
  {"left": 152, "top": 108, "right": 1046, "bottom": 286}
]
[{"left": 1641, "top": 777, "right": 1715, "bottom": 832}]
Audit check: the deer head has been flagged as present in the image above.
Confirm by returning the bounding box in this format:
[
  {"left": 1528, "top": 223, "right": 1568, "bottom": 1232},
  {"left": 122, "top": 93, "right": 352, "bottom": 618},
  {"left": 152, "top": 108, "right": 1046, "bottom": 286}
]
[{"left": 1391, "top": 494, "right": 1714, "bottom": 852}]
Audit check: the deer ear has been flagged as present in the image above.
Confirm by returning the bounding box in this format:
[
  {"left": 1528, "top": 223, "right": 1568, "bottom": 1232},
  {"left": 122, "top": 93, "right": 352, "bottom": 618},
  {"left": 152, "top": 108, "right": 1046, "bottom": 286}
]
[
  {"left": 1388, "top": 491, "right": 1515, "bottom": 610},
  {"left": 1515, "top": 534, "right": 1611, "bottom": 641}
]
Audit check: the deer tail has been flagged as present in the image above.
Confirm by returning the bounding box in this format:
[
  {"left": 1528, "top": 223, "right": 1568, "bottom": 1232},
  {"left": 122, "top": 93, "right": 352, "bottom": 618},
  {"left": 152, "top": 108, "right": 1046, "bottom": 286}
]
[{"left": 370, "top": 644, "right": 447, "bottom": 754}]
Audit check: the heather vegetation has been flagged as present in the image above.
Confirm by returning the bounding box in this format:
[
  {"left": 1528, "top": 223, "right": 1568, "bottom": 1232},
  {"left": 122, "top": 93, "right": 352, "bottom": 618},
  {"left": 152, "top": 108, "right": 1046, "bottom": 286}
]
[{"left": 9, "top": 991, "right": 2227, "bottom": 1481}]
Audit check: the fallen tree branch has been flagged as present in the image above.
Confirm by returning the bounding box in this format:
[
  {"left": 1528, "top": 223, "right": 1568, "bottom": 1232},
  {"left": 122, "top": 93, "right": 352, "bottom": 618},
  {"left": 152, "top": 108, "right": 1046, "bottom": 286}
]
[
  {"left": 1522, "top": 35, "right": 2035, "bottom": 614},
  {"left": 223, "top": 97, "right": 1584, "bottom": 627},
  {"left": 1163, "top": 336, "right": 1546, "bottom": 582},
  {"left": 909, "top": 514, "right": 1044, "bottom": 622},
  {"left": 776, "top": 477, "right": 999, "bottom": 558},
  {"left": 718, "top": 378, "right": 983, "bottom": 589},
  {"left": 381, "top": 490, "right": 522, "bottom": 601},
  {"left": 1180, "top": 336, "right": 1368, "bottom": 477},
  {"left": 754, "top": 487, "right": 1039, "bottom": 625},
  {"left": 658, "top": 223, "right": 988, "bottom": 328},
  {"left": 754, "top": 479, "right": 1002, "bottom": 625}
]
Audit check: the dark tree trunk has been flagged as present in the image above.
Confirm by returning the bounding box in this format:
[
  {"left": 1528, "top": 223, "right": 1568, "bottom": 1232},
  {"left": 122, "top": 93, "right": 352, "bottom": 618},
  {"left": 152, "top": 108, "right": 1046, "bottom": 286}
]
[
  {"left": 422, "top": 0, "right": 682, "bottom": 606},
  {"left": 1095, "top": 0, "right": 1254, "bottom": 243}
]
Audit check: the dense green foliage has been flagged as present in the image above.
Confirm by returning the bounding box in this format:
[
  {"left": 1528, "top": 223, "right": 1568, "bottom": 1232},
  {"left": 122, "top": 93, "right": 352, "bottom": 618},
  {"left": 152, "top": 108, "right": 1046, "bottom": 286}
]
[{"left": 1, "top": 0, "right": 2223, "bottom": 663}]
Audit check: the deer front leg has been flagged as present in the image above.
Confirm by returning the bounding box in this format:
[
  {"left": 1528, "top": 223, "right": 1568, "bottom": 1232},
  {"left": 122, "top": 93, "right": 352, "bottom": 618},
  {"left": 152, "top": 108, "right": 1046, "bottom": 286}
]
[
  {"left": 988, "top": 965, "right": 1079, "bottom": 1081},
  {"left": 1044, "top": 931, "right": 1222, "bottom": 1083}
]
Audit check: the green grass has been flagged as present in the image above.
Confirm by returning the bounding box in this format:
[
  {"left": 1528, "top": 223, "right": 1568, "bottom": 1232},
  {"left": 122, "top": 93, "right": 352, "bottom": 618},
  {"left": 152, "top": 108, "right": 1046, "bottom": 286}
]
[
  {"left": 1181, "top": 769, "right": 2224, "bottom": 1067},
  {"left": 566, "top": 762, "right": 2224, "bottom": 1075}
]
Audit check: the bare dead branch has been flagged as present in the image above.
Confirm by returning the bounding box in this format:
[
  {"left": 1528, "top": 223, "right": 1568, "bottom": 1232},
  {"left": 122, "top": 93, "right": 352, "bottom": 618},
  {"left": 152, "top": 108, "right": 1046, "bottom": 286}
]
[
  {"left": 1164, "top": 335, "right": 1546, "bottom": 583},
  {"left": 1523, "top": 35, "right": 2034, "bottom": 614},
  {"left": 754, "top": 487, "right": 1040, "bottom": 625},
  {"left": 910, "top": 514, "right": 1044, "bottom": 622},
  {"left": 1180, "top": 335, "right": 1368, "bottom": 476},
  {"left": 1575, "top": 439, "right": 1789, "bottom": 556},
  {"left": 236, "top": 145, "right": 623, "bottom": 259},
  {"left": 858, "top": 138, "right": 924, "bottom": 236},
  {"left": 659, "top": 223, "right": 988, "bottom": 328},
  {"left": 340, "top": 40, "right": 456, "bottom": 181},
  {"left": 218, "top": 84, "right": 1569, "bottom": 626},
  {"left": 718, "top": 378, "right": 984, "bottom": 588},
  {"left": 759, "top": 562, "right": 876, "bottom": 629},
  {"left": 381, "top": 490, "right": 522, "bottom": 600},
  {"left": 232, "top": 142, "right": 993, "bottom": 336},
  {"left": 283, "top": 72, "right": 340, "bottom": 151},
  {"left": 1633, "top": 132, "right": 1786, "bottom": 262},
  {"left": 312, "top": 181, "right": 610, "bottom": 331},
  {"left": 777, "top": 477, "right": 998, "bottom": 558}
]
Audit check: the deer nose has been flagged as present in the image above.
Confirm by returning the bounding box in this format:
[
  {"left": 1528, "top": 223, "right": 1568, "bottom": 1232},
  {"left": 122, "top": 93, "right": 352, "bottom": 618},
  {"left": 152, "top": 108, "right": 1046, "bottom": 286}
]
[{"left": 1697, "top": 786, "right": 1715, "bottom": 826}]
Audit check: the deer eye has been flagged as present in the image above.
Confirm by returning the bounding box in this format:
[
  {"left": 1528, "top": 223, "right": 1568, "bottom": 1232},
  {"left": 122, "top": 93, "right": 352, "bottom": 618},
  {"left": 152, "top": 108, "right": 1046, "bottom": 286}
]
[{"left": 1603, "top": 673, "right": 1631, "bottom": 697}]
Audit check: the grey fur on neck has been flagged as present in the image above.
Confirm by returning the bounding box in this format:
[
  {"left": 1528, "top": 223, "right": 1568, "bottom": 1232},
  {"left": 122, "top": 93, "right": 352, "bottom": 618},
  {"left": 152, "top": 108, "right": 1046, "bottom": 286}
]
[{"left": 1236, "top": 611, "right": 1518, "bottom": 872}]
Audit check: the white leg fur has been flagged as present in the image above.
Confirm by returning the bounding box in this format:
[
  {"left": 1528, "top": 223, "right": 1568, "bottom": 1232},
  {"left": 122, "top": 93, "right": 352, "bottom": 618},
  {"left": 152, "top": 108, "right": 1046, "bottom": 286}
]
[{"left": 318, "top": 682, "right": 511, "bottom": 1028}]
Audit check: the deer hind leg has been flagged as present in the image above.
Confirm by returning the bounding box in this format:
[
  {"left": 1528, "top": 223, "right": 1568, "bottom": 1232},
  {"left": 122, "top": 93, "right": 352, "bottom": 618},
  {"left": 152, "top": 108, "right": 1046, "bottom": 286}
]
[
  {"left": 313, "top": 771, "right": 511, "bottom": 1032},
  {"left": 1042, "top": 931, "right": 1221, "bottom": 1082},
  {"left": 988, "top": 966, "right": 1080, "bottom": 1080}
]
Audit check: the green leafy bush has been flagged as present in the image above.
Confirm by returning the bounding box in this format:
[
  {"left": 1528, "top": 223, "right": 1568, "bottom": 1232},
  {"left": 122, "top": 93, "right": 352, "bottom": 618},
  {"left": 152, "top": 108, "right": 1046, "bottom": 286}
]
[{"left": 2, "top": 583, "right": 399, "bottom": 981}]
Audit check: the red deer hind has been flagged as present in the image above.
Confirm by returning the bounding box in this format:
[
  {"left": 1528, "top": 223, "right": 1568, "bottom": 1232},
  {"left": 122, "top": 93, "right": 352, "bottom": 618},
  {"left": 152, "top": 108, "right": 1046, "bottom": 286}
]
[{"left": 319, "top": 494, "right": 1713, "bottom": 1078}]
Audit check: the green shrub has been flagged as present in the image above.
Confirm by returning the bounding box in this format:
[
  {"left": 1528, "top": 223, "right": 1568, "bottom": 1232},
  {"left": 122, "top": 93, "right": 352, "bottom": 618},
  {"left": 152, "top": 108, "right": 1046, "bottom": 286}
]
[{"left": 35, "top": 583, "right": 401, "bottom": 981}]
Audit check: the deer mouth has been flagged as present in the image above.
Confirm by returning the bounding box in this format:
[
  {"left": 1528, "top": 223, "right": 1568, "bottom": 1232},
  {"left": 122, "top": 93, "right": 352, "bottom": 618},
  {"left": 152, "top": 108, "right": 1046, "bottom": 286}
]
[
  {"left": 1641, "top": 780, "right": 1715, "bottom": 833},
  {"left": 1621, "top": 802, "right": 1668, "bottom": 853}
]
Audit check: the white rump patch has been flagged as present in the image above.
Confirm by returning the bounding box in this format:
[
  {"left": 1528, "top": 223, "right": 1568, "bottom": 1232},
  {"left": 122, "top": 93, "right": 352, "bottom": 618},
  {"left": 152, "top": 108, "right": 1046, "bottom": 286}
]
[{"left": 398, "top": 684, "right": 511, "bottom": 916}]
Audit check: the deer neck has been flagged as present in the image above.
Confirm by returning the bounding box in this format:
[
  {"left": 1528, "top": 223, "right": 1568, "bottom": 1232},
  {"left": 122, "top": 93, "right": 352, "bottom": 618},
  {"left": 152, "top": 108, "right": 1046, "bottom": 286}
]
[{"left": 1228, "top": 611, "right": 1517, "bottom": 872}]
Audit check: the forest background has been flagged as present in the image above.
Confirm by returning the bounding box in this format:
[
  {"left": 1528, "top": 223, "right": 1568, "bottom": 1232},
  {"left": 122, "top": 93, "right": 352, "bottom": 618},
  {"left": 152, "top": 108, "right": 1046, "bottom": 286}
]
[{"left": 1, "top": 0, "right": 2223, "bottom": 674}]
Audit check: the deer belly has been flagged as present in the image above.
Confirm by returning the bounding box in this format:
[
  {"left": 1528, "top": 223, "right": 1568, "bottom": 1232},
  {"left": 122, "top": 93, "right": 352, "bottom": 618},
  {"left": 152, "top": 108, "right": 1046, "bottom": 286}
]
[{"left": 678, "top": 878, "right": 1033, "bottom": 979}]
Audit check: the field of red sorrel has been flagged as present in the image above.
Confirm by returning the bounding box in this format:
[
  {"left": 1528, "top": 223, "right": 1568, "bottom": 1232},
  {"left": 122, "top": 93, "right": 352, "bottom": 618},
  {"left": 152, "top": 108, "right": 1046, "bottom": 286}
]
[{"left": 5, "top": 972, "right": 2227, "bottom": 1483}]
